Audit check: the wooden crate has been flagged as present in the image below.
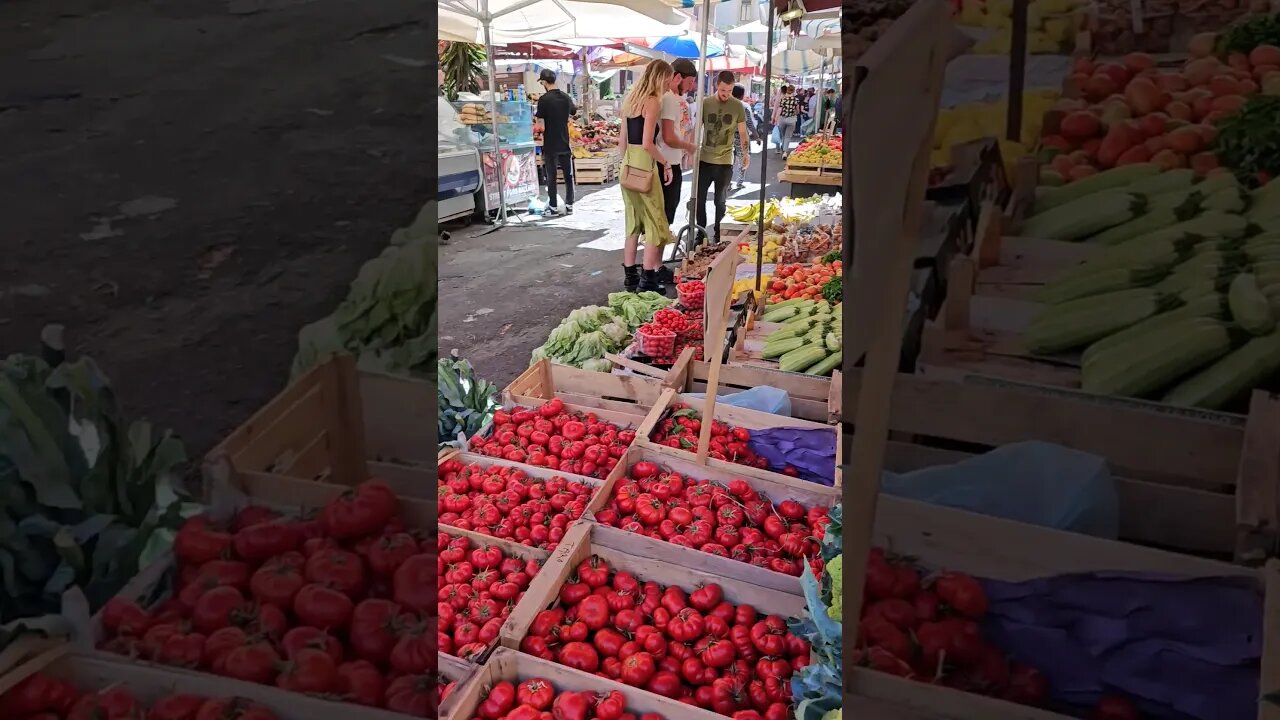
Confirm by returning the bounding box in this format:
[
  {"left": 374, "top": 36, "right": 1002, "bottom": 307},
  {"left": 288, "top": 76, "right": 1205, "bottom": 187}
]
[
  {"left": 839, "top": 366, "right": 1280, "bottom": 561},
  {"left": 452, "top": 647, "right": 725, "bottom": 720},
  {"left": 847, "top": 484, "right": 1280, "bottom": 720},
  {"left": 581, "top": 444, "right": 840, "bottom": 594},
  {"left": 439, "top": 652, "right": 479, "bottom": 720},
  {"left": 0, "top": 645, "right": 414, "bottom": 720},
  {"left": 78, "top": 465, "right": 554, "bottom": 671},
  {"left": 664, "top": 352, "right": 834, "bottom": 424},
  {"left": 499, "top": 520, "right": 809, "bottom": 652},
  {"left": 635, "top": 387, "right": 843, "bottom": 488},
  {"left": 204, "top": 355, "right": 433, "bottom": 494},
  {"left": 503, "top": 358, "right": 668, "bottom": 420}
]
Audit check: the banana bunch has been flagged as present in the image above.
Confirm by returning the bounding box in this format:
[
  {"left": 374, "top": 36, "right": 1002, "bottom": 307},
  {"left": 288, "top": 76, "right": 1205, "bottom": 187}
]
[{"left": 727, "top": 201, "right": 781, "bottom": 225}]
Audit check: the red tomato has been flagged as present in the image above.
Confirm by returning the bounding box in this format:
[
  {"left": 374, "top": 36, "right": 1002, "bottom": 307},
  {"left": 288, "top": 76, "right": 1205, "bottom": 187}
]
[
  {"left": 335, "top": 660, "right": 384, "bottom": 707},
  {"left": 350, "top": 598, "right": 404, "bottom": 664},
  {"left": 551, "top": 691, "right": 592, "bottom": 720},
  {"left": 934, "top": 572, "right": 988, "bottom": 619},
  {"left": 319, "top": 479, "right": 398, "bottom": 540},
  {"left": 1090, "top": 695, "right": 1142, "bottom": 720},
  {"left": 0, "top": 673, "right": 81, "bottom": 716},
  {"left": 304, "top": 548, "right": 368, "bottom": 597},
  {"left": 390, "top": 631, "right": 435, "bottom": 674},
  {"left": 217, "top": 642, "right": 280, "bottom": 684},
  {"left": 281, "top": 626, "right": 344, "bottom": 664},
  {"left": 250, "top": 558, "right": 304, "bottom": 608},
  {"left": 293, "top": 584, "right": 354, "bottom": 629},
  {"left": 368, "top": 533, "right": 419, "bottom": 577},
  {"left": 384, "top": 675, "right": 433, "bottom": 717},
  {"left": 557, "top": 641, "right": 600, "bottom": 673},
  {"left": 232, "top": 520, "right": 301, "bottom": 562},
  {"left": 595, "top": 690, "right": 626, "bottom": 720},
  {"left": 102, "top": 598, "right": 151, "bottom": 637},
  {"left": 620, "top": 652, "right": 657, "bottom": 687},
  {"left": 174, "top": 518, "right": 231, "bottom": 566},
  {"left": 191, "top": 586, "right": 245, "bottom": 634},
  {"left": 393, "top": 555, "right": 436, "bottom": 613},
  {"left": 516, "top": 678, "right": 556, "bottom": 710}
]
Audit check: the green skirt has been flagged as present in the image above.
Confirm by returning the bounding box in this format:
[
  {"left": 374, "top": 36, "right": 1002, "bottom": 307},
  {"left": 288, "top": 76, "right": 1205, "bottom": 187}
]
[{"left": 621, "top": 146, "right": 673, "bottom": 247}]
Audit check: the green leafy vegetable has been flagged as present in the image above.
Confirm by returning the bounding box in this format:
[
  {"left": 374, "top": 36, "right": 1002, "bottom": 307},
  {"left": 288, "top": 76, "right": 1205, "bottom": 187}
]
[
  {"left": 788, "top": 504, "right": 843, "bottom": 720},
  {"left": 1214, "top": 95, "right": 1280, "bottom": 188},
  {"left": 1215, "top": 14, "right": 1280, "bottom": 57},
  {"left": 534, "top": 295, "right": 672, "bottom": 369},
  {"left": 292, "top": 235, "right": 437, "bottom": 380},
  {"left": 0, "top": 328, "right": 190, "bottom": 623},
  {"left": 438, "top": 353, "right": 499, "bottom": 447},
  {"left": 821, "top": 276, "right": 843, "bottom": 304}
]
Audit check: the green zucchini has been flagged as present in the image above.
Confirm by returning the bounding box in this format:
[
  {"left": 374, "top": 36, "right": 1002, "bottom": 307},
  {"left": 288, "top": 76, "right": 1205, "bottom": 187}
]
[
  {"left": 804, "top": 351, "right": 843, "bottom": 375},
  {"left": 1031, "top": 164, "right": 1161, "bottom": 214},
  {"left": 1021, "top": 192, "right": 1147, "bottom": 242},
  {"left": 1081, "top": 317, "right": 1234, "bottom": 397},
  {"left": 761, "top": 337, "right": 804, "bottom": 359},
  {"left": 778, "top": 344, "right": 828, "bottom": 373},
  {"left": 1163, "top": 331, "right": 1280, "bottom": 409}
]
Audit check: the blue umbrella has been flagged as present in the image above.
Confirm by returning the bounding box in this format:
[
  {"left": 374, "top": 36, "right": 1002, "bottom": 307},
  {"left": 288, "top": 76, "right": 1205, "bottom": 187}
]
[{"left": 650, "top": 35, "right": 725, "bottom": 58}]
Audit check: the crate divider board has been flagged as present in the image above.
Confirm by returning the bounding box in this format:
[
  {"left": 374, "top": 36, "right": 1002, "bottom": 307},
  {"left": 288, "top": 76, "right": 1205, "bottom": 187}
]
[
  {"left": 453, "top": 647, "right": 726, "bottom": 720},
  {"left": 839, "top": 0, "right": 955, "bottom": 706},
  {"left": 204, "top": 355, "right": 435, "bottom": 490},
  {"left": 664, "top": 350, "right": 835, "bottom": 424},
  {"left": 838, "top": 365, "right": 1280, "bottom": 558},
  {"left": 2, "top": 650, "right": 418, "bottom": 720},
  {"left": 502, "top": 358, "right": 666, "bottom": 419},
  {"left": 439, "top": 652, "right": 480, "bottom": 720},
  {"left": 635, "top": 387, "right": 843, "bottom": 489},
  {"left": 702, "top": 241, "right": 741, "bottom": 357},
  {"left": 582, "top": 443, "right": 841, "bottom": 594},
  {"left": 500, "top": 520, "right": 809, "bottom": 652}
]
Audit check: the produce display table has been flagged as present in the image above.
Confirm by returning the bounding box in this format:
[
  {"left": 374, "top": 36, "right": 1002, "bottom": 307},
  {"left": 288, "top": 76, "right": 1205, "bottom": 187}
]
[{"left": 778, "top": 169, "right": 842, "bottom": 198}]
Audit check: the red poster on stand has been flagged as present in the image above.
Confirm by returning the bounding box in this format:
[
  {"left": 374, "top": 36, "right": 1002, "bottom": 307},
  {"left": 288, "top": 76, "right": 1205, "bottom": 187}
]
[{"left": 480, "top": 146, "right": 538, "bottom": 210}]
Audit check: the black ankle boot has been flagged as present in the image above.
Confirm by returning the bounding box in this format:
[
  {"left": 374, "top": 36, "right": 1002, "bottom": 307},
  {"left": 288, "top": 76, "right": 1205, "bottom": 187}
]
[
  {"left": 623, "top": 264, "right": 640, "bottom": 292},
  {"left": 639, "top": 269, "right": 663, "bottom": 293}
]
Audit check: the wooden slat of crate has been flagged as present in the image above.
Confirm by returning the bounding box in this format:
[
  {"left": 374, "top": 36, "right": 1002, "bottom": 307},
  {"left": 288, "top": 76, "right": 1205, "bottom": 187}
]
[
  {"left": 4, "top": 651, "right": 416, "bottom": 720},
  {"left": 838, "top": 366, "right": 1280, "bottom": 560},
  {"left": 439, "top": 653, "right": 480, "bottom": 720},
  {"left": 204, "top": 356, "right": 433, "bottom": 491},
  {"left": 503, "top": 359, "right": 664, "bottom": 419},
  {"left": 664, "top": 355, "right": 834, "bottom": 424}
]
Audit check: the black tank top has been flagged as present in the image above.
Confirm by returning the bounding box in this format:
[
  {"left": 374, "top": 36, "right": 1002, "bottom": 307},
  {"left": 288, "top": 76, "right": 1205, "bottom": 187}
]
[{"left": 626, "top": 114, "right": 658, "bottom": 145}]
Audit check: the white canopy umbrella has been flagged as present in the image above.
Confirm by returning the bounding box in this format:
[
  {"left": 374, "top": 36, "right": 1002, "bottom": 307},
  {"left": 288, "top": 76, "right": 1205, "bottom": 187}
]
[
  {"left": 724, "top": 19, "right": 776, "bottom": 46},
  {"left": 770, "top": 46, "right": 835, "bottom": 75},
  {"left": 438, "top": 0, "right": 688, "bottom": 44}
]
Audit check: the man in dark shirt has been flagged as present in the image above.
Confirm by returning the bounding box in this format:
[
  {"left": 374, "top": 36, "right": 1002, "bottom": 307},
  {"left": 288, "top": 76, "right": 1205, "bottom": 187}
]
[{"left": 535, "top": 68, "right": 577, "bottom": 215}]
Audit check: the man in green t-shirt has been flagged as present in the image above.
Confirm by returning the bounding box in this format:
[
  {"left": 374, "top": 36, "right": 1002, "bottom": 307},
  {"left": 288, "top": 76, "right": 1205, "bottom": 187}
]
[{"left": 696, "top": 70, "right": 750, "bottom": 244}]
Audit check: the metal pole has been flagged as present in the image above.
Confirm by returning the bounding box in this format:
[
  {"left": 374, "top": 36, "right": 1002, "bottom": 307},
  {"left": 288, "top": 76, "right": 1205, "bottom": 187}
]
[
  {"left": 1006, "top": 0, "right": 1028, "bottom": 141},
  {"left": 481, "top": 5, "right": 507, "bottom": 225},
  {"left": 580, "top": 47, "right": 591, "bottom": 118},
  {"left": 753, "top": 3, "right": 776, "bottom": 293},
  {"left": 685, "top": 0, "right": 712, "bottom": 239}
]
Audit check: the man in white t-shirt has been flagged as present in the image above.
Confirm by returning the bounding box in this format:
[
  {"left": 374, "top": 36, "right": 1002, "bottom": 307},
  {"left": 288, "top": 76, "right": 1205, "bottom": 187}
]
[{"left": 656, "top": 58, "right": 698, "bottom": 227}]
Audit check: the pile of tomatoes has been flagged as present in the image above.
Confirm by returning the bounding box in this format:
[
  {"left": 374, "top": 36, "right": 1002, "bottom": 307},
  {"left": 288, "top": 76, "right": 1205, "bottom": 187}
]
[
  {"left": 438, "top": 531, "right": 543, "bottom": 658},
  {"left": 518, "top": 556, "right": 807, "bottom": 719},
  {"left": 858, "top": 549, "right": 1044, "bottom": 701},
  {"left": 764, "top": 261, "right": 841, "bottom": 306},
  {"left": 465, "top": 677, "right": 656, "bottom": 720},
  {"left": 95, "top": 480, "right": 438, "bottom": 717},
  {"left": 438, "top": 459, "right": 594, "bottom": 551},
  {"left": 0, "top": 673, "right": 281, "bottom": 720},
  {"left": 594, "top": 462, "right": 828, "bottom": 578},
  {"left": 648, "top": 405, "right": 783, "bottom": 475},
  {"left": 651, "top": 308, "right": 699, "bottom": 338},
  {"left": 476, "top": 399, "right": 636, "bottom": 479}
]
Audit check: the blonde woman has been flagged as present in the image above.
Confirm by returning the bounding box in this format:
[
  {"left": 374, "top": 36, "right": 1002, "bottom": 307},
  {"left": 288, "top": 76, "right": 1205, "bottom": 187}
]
[{"left": 619, "top": 60, "right": 675, "bottom": 294}]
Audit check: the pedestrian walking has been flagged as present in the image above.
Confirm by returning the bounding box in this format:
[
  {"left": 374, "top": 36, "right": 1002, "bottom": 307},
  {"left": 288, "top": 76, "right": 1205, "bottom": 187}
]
[
  {"left": 695, "top": 71, "right": 751, "bottom": 244},
  {"left": 656, "top": 58, "right": 698, "bottom": 226},
  {"left": 774, "top": 85, "right": 800, "bottom": 157},
  {"left": 731, "top": 84, "right": 756, "bottom": 190},
  {"left": 619, "top": 61, "right": 676, "bottom": 293},
  {"left": 535, "top": 68, "right": 577, "bottom": 216}
]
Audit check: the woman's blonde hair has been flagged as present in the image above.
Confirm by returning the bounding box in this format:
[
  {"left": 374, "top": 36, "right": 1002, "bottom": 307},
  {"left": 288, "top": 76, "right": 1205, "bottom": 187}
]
[{"left": 621, "top": 60, "right": 673, "bottom": 118}]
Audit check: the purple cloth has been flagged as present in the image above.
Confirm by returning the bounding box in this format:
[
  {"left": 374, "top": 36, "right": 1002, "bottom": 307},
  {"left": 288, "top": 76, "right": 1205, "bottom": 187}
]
[
  {"left": 748, "top": 428, "right": 836, "bottom": 485},
  {"left": 980, "top": 572, "right": 1262, "bottom": 719}
]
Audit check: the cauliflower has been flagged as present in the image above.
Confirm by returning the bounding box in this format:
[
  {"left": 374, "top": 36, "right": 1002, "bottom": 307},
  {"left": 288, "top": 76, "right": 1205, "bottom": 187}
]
[{"left": 826, "top": 553, "right": 843, "bottom": 621}]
